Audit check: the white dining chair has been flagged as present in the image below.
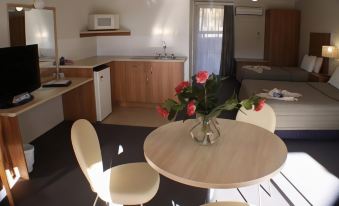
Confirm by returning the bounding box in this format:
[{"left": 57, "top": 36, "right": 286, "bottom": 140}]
[
  {"left": 236, "top": 104, "right": 276, "bottom": 133},
  {"left": 71, "top": 119, "right": 160, "bottom": 206},
  {"left": 236, "top": 103, "right": 276, "bottom": 206},
  {"left": 201, "top": 201, "right": 249, "bottom": 206}
]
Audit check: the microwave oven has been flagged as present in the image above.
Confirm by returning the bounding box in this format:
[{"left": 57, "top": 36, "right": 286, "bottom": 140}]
[{"left": 88, "top": 14, "right": 120, "bottom": 30}]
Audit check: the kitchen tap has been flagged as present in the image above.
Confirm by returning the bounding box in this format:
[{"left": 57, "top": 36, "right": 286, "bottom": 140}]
[
  {"left": 162, "top": 41, "right": 167, "bottom": 57},
  {"left": 155, "top": 41, "right": 176, "bottom": 59}
]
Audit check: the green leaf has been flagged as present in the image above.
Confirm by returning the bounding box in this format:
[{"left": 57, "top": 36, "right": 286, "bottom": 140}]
[
  {"left": 168, "top": 109, "right": 177, "bottom": 121},
  {"left": 241, "top": 99, "right": 254, "bottom": 110}
]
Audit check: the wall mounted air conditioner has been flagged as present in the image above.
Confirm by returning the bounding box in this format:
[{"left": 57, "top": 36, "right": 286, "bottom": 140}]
[{"left": 235, "top": 7, "right": 263, "bottom": 16}]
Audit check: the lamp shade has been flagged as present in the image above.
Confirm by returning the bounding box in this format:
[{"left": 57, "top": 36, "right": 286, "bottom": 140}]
[{"left": 322, "top": 46, "right": 338, "bottom": 58}]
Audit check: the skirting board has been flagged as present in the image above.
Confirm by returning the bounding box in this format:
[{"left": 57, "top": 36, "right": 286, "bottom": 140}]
[{"left": 275, "top": 130, "right": 339, "bottom": 139}]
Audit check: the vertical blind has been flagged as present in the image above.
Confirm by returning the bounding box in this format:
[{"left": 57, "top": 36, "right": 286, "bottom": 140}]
[{"left": 193, "top": 5, "right": 224, "bottom": 74}]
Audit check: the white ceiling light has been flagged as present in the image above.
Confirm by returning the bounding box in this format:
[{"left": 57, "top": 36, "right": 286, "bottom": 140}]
[
  {"left": 34, "top": 0, "right": 45, "bottom": 9},
  {"left": 15, "top": 7, "right": 24, "bottom": 11},
  {"left": 252, "top": 0, "right": 258, "bottom": 2}
]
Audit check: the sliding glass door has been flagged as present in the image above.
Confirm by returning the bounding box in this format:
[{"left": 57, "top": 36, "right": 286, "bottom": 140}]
[{"left": 193, "top": 3, "right": 224, "bottom": 75}]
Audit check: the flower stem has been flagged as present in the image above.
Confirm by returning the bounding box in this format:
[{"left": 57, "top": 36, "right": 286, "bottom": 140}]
[{"left": 204, "top": 86, "right": 207, "bottom": 114}]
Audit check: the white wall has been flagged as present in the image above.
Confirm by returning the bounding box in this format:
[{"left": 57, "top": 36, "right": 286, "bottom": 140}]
[
  {"left": 296, "top": 0, "right": 339, "bottom": 74},
  {"left": 18, "top": 97, "right": 64, "bottom": 143},
  {"left": 45, "top": 0, "right": 98, "bottom": 60},
  {"left": 234, "top": 0, "right": 296, "bottom": 59},
  {"left": 95, "top": 0, "right": 190, "bottom": 79}
]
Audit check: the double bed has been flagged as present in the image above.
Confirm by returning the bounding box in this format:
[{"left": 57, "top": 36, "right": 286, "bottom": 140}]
[
  {"left": 236, "top": 66, "right": 310, "bottom": 82},
  {"left": 239, "top": 79, "right": 339, "bottom": 131},
  {"left": 236, "top": 33, "right": 331, "bottom": 83}
]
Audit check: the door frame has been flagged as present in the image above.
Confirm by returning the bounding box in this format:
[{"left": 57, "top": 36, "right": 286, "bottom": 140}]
[{"left": 189, "top": 0, "right": 234, "bottom": 78}]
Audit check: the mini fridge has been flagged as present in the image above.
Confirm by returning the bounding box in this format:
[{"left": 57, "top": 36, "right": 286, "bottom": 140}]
[{"left": 94, "top": 65, "right": 112, "bottom": 121}]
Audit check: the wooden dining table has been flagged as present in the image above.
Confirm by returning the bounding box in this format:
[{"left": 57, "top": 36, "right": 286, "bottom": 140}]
[{"left": 143, "top": 119, "right": 288, "bottom": 201}]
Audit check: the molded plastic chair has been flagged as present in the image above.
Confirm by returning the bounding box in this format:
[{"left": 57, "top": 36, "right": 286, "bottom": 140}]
[
  {"left": 201, "top": 201, "right": 250, "bottom": 206},
  {"left": 71, "top": 119, "right": 160, "bottom": 206},
  {"left": 236, "top": 104, "right": 276, "bottom": 133}
]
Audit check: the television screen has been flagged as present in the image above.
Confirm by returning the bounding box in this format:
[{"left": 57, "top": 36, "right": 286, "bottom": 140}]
[{"left": 0, "top": 44, "right": 41, "bottom": 104}]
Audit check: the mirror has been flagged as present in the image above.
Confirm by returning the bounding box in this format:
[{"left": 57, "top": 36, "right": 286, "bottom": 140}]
[{"left": 7, "top": 4, "right": 58, "bottom": 69}]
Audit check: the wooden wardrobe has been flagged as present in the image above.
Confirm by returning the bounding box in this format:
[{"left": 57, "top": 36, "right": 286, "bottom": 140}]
[{"left": 264, "top": 9, "right": 301, "bottom": 66}]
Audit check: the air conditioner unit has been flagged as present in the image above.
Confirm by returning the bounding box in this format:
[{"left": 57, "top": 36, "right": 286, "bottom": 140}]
[{"left": 235, "top": 7, "right": 263, "bottom": 16}]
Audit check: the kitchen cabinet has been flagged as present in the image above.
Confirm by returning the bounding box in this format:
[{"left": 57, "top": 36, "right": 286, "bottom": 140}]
[
  {"left": 109, "top": 61, "right": 126, "bottom": 104},
  {"left": 110, "top": 61, "right": 184, "bottom": 106},
  {"left": 125, "top": 62, "right": 148, "bottom": 103},
  {"left": 148, "top": 62, "right": 183, "bottom": 103}
]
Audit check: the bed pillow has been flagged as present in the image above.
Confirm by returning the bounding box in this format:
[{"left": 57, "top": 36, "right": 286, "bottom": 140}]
[
  {"left": 328, "top": 68, "right": 339, "bottom": 89},
  {"left": 313, "top": 57, "right": 323, "bottom": 73},
  {"left": 300, "top": 55, "right": 317, "bottom": 72}
]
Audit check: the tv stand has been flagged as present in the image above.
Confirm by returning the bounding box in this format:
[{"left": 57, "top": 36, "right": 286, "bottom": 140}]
[{"left": 0, "top": 93, "right": 34, "bottom": 109}]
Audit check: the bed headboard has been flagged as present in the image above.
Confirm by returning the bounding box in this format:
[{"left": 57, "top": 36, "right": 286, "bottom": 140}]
[{"left": 309, "top": 32, "right": 331, "bottom": 74}]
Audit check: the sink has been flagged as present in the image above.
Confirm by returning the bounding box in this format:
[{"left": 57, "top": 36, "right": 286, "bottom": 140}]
[
  {"left": 129, "top": 56, "right": 157, "bottom": 60},
  {"left": 155, "top": 56, "right": 176, "bottom": 60},
  {"left": 128, "top": 56, "right": 177, "bottom": 60}
]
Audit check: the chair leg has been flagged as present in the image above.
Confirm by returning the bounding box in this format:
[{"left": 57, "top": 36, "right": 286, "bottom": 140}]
[
  {"left": 258, "top": 185, "right": 262, "bottom": 206},
  {"left": 93, "top": 194, "right": 99, "bottom": 206}
]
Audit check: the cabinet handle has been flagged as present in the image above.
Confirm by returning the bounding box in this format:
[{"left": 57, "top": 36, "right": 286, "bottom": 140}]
[
  {"left": 151, "top": 67, "right": 153, "bottom": 74},
  {"left": 146, "top": 75, "right": 149, "bottom": 81},
  {"left": 100, "top": 76, "right": 104, "bottom": 79}
]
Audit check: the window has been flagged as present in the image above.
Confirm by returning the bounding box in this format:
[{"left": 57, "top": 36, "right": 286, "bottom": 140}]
[{"left": 193, "top": 4, "right": 224, "bottom": 75}]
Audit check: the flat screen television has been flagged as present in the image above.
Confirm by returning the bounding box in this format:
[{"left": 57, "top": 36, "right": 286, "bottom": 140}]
[{"left": 0, "top": 44, "right": 41, "bottom": 109}]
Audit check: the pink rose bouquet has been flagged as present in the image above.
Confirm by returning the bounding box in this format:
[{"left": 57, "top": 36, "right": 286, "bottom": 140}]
[{"left": 157, "top": 71, "right": 264, "bottom": 120}]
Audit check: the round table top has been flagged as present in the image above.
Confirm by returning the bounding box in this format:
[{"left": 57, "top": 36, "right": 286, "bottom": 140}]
[{"left": 144, "top": 119, "right": 288, "bottom": 189}]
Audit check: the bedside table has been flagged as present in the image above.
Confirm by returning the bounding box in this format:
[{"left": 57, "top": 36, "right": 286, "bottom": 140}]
[{"left": 308, "top": 72, "right": 330, "bottom": 82}]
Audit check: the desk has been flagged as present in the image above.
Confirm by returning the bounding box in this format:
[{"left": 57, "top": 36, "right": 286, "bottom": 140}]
[
  {"left": 0, "top": 77, "right": 96, "bottom": 205},
  {"left": 144, "top": 119, "right": 287, "bottom": 189}
]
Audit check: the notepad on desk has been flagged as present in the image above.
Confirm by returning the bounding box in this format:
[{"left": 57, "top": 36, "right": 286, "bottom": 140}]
[{"left": 42, "top": 79, "right": 72, "bottom": 87}]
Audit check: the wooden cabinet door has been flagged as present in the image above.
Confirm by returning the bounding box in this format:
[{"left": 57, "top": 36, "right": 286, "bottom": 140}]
[
  {"left": 125, "top": 61, "right": 148, "bottom": 103},
  {"left": 109, "top": 61, "right": 126, "bottom": 104},
  {"left": 264, "top": 9, "right": 300, "bottom": 66},
  {"left": 148, "top": 62, "right": 184, "bottom": 104}
]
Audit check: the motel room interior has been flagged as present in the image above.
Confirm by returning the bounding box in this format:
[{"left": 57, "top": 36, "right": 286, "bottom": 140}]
[{"left": 0, "top": 0, "right": 338, "bottom": 206}]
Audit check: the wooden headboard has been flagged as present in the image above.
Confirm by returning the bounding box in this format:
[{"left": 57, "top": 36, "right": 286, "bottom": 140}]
[{"left": 309, "top": 32, "right": 331, "bottom": 74}]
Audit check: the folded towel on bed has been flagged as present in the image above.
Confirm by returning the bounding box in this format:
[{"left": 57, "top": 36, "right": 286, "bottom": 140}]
[
  {"left": 242, "top": 65, "right": 271, "bottom": 73},
  {"left": 256, "top": 88, "right": 302, "bottom": 101}
]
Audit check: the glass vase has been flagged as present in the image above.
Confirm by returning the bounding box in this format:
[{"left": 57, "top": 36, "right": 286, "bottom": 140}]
[{"left": 190, "top": 114, "right": 220, "bottom": 145}]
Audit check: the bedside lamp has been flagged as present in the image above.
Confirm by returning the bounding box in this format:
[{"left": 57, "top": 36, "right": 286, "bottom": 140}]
[{"left": 322, "top": 46, "right": 338, "bottom": 58}]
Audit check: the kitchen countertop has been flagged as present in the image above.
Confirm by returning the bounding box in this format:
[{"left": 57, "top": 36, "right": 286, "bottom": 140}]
[{"left": 60, "top": 56, "right": 187, "bottom": 69}]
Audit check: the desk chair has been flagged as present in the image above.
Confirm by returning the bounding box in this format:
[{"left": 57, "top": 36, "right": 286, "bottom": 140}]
[
  {"left": 236, "top": 104, "right": 276, "bottom": 133},
  {"left": 71, "top": 119, "right": 160, "bottom": 206}
]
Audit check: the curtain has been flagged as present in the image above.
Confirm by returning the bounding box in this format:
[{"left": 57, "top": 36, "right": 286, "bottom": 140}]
[
  {"left": 219, "top": 5, "right": 235, "bottom": 77},
  {"left": 193, "top": 5, "right": 224, "bottom": 74}
]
